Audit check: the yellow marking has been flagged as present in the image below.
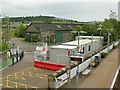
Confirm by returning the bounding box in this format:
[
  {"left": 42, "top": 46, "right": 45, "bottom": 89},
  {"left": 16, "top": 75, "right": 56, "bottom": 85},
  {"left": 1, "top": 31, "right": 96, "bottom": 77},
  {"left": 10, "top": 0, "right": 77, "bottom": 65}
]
[
  {"left": 34, "top": 67, "right": 37, "bottom": 71},
  {"left": 7, "top": 76, "right": 8, "bottom": 87},
  {"left": 25, "top": 85, "right": 27, "bottom": 90},
  {"left": 22, "top": 70, "right": 25, "bottom": 75},
  {"left": 0, "top": 83, "right": 13, "bottom": 88},
  {"left": 22, "top": 77, "right": 25, "bottom": 80},
  {"left": 28, "top": 71, "right": 32, "bottom": 76},
  {"left": 16, "top": 83, "right": 17, "bottom": 88},
  {"left": 36, "top": 73, "right": 47, "bottom": 79},
  {"left": 8, "top": 80, "right": 38, "bottom": 88},
  {"left": 15, "top": 73, "right": 17, "bottom": 78}
]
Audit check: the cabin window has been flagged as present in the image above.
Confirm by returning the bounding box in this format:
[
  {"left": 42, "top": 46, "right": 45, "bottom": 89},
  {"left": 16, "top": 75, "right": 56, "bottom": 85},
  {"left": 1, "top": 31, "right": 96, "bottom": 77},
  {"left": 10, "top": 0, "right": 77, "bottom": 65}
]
[
  {"left": 80, "top": 47, "right": 84, "bottom": 54},
  {"left": 88, "top": 45, "right": 91, "bottom": 51}
]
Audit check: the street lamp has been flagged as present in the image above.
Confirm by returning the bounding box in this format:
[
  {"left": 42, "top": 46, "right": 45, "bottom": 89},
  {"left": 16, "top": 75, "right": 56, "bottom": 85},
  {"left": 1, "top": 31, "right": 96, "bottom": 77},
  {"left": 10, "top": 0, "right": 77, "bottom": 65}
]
[
  {"left": 90, "top": 34, "right": 94, "bottom": 70},
  {"left": 106, "top": 29, "right": 113, "bottom": 54},
  {"left": 72, "top": 30, "right": 87, "bottom": 88},
  {"left": 97, "top": 24, "right": 102, "bottom": 61}
]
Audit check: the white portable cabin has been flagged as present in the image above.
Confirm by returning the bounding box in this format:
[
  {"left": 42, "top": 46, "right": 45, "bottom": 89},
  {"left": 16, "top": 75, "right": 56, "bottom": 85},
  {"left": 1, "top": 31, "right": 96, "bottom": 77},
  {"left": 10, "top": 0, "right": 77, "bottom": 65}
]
[
  {"left": 76, "top": 36, "right": 103, "bottom": 49},
  {"left": 50, "top": 45, "right": 78, "bottom": 65},
  {"left": 62, "top": 39, "right": 99, "bottom": 56}
]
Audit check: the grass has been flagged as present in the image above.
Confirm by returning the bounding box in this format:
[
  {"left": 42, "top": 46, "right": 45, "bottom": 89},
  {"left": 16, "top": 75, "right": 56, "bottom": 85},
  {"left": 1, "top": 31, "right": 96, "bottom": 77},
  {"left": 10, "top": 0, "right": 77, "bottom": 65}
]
[
  {"left": 12, "top": 35, "right": 24, "bottom": 39},
  {"left": 10, "top": 21, "right": 90, "bottom": 25}
]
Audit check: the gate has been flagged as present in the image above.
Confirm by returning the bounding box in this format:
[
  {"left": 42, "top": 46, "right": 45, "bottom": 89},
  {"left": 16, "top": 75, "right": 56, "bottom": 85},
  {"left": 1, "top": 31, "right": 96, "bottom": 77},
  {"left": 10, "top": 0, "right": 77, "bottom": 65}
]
[
  {"left": 26, "top": 33, "right": 31, "bottom": 41},
  {"left": 56, "top": 32, "right": 63, "bottom": 43}
]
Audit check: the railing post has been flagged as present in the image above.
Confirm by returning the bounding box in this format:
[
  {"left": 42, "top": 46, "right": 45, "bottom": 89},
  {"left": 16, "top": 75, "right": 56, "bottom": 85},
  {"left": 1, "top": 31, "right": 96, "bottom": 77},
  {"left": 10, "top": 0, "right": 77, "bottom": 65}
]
[
  {"left": 12, "top": 57, "right": 14, "bottom": 65},
  {"left": 16, "top": 50, "right": 18, "bottom": 62}
]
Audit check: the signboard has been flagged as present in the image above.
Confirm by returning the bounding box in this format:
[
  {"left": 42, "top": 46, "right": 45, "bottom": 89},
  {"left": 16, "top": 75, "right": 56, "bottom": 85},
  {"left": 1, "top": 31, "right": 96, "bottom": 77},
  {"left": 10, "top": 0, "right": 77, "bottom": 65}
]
[{"left": 35, "top": 43, "right": 48, "bottom": 61}]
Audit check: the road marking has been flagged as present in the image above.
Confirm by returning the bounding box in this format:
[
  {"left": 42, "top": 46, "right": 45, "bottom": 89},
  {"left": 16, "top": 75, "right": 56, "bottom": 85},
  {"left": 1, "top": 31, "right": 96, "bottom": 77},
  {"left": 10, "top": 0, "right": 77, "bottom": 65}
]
[
  {"left": 7, "top": 76, "right": 8, "bottom": 87},
  {"left": 1, "top": 66, "right": 48, "bottom": 88},
  {"left": 28, "top": 71, "right": 32, "bottom": 76},
  {"left": 0, "top": 83, "right": 13, "bottom": 88},
  {"left": 15, "top": 73, "right": 17, "bottom": 78},
  {"left": 16, "top": 83, "right": 17, "bottom": 88},
  {"left": 22, "top": 70, "right": 25, "bottom": 75},
  {"left": 1, "top": 80, "right": 38, "bottom": 89},
  {"left": 99, "top": 57, "right": 118, "bottom": 88}
]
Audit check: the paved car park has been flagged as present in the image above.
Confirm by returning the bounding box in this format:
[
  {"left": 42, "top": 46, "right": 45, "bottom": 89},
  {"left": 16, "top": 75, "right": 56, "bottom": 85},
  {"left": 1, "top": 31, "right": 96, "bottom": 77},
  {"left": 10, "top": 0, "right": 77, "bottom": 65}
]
[
  {"left": 1, "top": 66, "right": 54, "bottom": 89},
  {"left": 1, "top": 48, "right": 55, "bottom": 89}
]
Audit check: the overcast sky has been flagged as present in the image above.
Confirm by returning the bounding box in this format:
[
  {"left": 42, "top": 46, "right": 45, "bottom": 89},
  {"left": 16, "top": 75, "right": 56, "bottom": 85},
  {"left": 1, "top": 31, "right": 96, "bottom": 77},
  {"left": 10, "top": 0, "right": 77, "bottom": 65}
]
[{"left": 0, "top": 0, "right": 119, "bottom": 21}]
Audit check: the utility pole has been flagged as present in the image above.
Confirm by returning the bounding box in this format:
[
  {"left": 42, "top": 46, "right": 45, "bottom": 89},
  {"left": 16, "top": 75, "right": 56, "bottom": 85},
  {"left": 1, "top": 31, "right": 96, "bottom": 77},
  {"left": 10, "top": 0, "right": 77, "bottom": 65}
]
[
  {"left": 97, "top": 24, "right": 102, "bottom": 61},
  {"left": 107, "top": 29, "right": 112, "bottom": 54},
  {"left": 90, "top": 34, "right": 93, "bottom": 70},
  {"left": 68, "top": 51, "right": 71, "bottom": 88}
]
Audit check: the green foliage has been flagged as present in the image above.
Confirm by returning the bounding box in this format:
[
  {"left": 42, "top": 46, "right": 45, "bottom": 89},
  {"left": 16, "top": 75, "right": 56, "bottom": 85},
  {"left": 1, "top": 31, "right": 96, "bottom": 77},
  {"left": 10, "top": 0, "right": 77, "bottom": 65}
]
[
  {"left": 15, "top": 24, "right": 26, "bottom": 37},
  {"left": 73, "top": 25, "right": 81, "bottom": 32},
  {"left": 2, "top": 17, "right": 11, "bottom": 42},
  {"left": 32, "top": 35, "right": 39, "bottom": 42},
  {"left": 49, "top": 37, "right": 54, "bottom": 43},
  {"left": 44, "top": 20, "right": 52, "bottom": 24},
  {"left": 101, "top": 52, "right": 108, "bottom": 58},
  {"left": 2, "top": 42, "right": 9, "bottom": 52},
  {"left": 113, "top": 44, "right": 116, "bottom": 49},
  {"left": 72, "top": 25, "right": 82, "bottom": 40},
  {"left": 102, "top": 19, "right": 119, "bottom": 45}
]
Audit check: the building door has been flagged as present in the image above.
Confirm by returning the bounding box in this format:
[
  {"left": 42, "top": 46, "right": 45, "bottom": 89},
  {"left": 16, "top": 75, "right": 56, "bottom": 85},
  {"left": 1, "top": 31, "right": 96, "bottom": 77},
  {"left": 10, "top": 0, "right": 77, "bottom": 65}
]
[
  {"left": 56, "top": 32, "right": 63, "bottom": 43},
  {"left": 26, "top": 33, "right": 31, "bottom": 41}
]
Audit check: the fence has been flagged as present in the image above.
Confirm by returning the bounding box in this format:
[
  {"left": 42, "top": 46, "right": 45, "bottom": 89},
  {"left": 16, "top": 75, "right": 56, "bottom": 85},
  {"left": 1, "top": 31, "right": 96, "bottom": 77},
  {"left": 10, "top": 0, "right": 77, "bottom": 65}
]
[
  {"left": 48, "top": 40, "right": 120, "bottom": 88},
  {"left": 0, "top": 49, "right": 24, "bottom": 71}
]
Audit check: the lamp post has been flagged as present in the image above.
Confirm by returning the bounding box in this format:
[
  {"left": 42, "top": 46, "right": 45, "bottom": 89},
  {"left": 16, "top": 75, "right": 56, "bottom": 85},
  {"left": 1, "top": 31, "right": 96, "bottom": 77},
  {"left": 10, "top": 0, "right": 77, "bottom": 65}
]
[
  {"left": 90, "top": 34, "right": 93, "bottom": 70},
  {"left": 72, "top": 30, "right": 87, "bottom": 88},
  {"left": 97, "top": 24, "right": 102, "bottom": 61},
  {"left": 106, "top": 29, "right": 112, "bottom": 54}
]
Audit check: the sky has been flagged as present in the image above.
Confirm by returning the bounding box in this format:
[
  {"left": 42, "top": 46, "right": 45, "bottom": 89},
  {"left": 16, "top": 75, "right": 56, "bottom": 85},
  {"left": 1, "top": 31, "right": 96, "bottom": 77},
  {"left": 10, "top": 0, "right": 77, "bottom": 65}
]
[{"left": 0, "top": 0, "right": 119, "bottom": 22}]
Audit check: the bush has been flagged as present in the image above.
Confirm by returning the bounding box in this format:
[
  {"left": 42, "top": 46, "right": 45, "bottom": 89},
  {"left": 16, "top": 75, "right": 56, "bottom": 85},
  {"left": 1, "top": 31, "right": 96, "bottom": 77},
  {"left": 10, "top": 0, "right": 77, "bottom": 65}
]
[
  {"left": 101, "top": 52, "right": 108, "bottom": 58},
  {"left": 2, "top": 42, "right": 9, "bottom": 52},
  {"left": 15, "top": 24, "right": 26, "bottom": 37},
  {"left": 113, "top": 44, "right": 116, "bottom": 49},
  {"left": 32, "top": 35, "right": 40, "bottom": 42}
]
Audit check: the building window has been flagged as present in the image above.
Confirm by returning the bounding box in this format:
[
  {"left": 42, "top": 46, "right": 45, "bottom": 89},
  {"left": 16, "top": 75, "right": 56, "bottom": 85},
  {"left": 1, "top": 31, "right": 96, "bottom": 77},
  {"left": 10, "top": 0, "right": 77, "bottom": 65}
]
[
  {"left": 44, "top": 37, "right": 46, "bottom": 42},
  {"left": 51, "top": 35, "right": 54, "bottom": 40},
  {"left": 47, "top": 36, "right": 49, "bottom": 41},
  {"left": 88, "top": 45, "right": 91, "bottom": 51}
]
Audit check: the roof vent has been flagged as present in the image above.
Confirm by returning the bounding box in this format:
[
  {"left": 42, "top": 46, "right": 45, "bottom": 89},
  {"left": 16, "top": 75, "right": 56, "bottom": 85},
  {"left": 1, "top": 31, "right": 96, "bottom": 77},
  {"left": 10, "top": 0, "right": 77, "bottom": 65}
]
[
  {"left": 56, "top": 25, "right": 62, "bottom": 28},
  {"left": 68, "top": 25, "right": 73, "bottom": 29}
]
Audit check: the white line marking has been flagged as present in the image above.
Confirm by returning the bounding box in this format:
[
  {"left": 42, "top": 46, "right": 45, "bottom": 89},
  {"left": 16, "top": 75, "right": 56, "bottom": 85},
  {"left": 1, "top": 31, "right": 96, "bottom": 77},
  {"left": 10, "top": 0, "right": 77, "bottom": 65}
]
[{"left": 110, "top": 65, "right": 120, "bottom": 90}]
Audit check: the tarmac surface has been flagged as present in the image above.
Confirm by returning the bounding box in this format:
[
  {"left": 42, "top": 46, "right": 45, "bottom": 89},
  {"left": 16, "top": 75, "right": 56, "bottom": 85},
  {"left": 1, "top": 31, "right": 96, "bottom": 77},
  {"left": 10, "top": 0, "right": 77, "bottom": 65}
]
[
  {"left": 1, "top": 38, "right": 120, "bottom": 89},
  {"left": 1, "top": 50, "right": 55, "bottom": 89}
]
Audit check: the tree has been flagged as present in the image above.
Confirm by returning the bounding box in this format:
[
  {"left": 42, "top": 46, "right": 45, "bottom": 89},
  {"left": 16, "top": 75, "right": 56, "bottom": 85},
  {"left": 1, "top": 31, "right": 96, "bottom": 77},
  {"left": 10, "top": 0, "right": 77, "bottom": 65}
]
[
  {"left": 2, "top": 42, "right": 9, "bottom": 52},
  {"left": 44, "top": 20, "right": 52, "bottom": 24},
  {"left": 72, "top": 25, "right": 82, "bottom": 40},
  {"left": 102, "top": 19, "right": 119, "bottom": 45},
  {"left": 2, "top": 17, "right": 10, "bottom": 52},
  {"left": 15, "top": 24, "right": 26, "bottom": 37}
]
